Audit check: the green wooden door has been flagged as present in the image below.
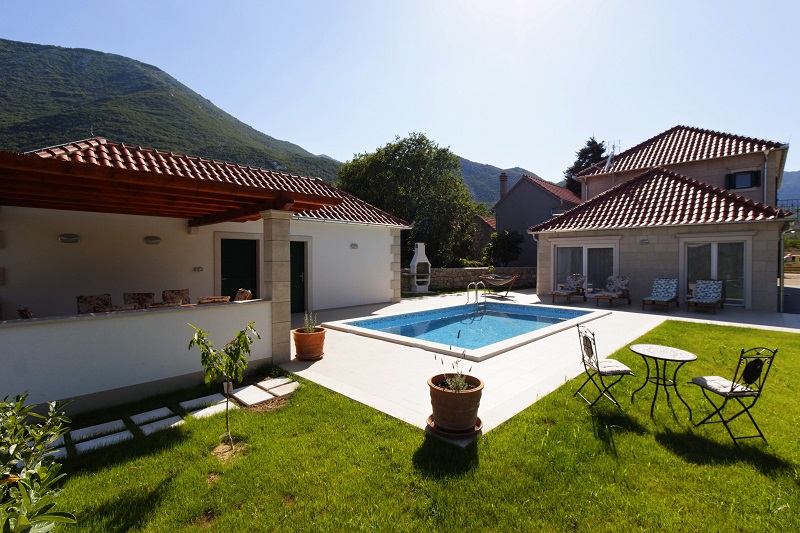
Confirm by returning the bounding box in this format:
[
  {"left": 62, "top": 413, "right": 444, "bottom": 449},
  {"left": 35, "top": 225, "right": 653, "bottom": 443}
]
[
  {"left": 290, "top": 241, "right": 306, "bottom": 313},
  {"left": 221, "top": 239, "right": 258, "bottom": 300}
]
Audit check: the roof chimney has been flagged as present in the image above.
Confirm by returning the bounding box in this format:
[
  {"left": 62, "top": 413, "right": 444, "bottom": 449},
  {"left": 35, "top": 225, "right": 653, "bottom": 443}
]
[{"left": 499, "top": 172, "right": 508, "bottom": 198}]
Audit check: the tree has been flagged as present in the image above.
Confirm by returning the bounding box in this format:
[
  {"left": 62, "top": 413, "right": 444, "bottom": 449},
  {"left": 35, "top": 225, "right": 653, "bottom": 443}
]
[
  {"left": 482, "top": 230, "right": 524, "bottom": 267},
  {"left": 188, "top": 322, "right": 260, "bottom": 449},
  {"left": 563, "top": 137, "right": 607, "bottom": 192},
  {"left": 336, "top": 133, "right": 476, "bottom": 267}
]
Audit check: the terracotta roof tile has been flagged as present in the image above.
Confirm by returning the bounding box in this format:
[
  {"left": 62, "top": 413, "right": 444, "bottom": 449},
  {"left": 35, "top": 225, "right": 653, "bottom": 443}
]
[
  {"left": 30, "top": 138, "right": 408, "bottom": 227},
  {"left": 530, "top": 167, "right": 792, "bottom": 233},
  {"left": 521, "top": 174, "right": 582, "bottom": 204},
  {"left": 577, "top": 126, "right": 786, "bottom": 177},
  {"left": 477, "top": 215, "right": 497, "bottom": 230}
]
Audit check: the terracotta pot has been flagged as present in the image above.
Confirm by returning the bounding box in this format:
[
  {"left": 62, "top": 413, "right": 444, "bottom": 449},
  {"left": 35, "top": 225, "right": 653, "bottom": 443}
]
[
  {"left": 293, "top": 327, "right": 325, "bottom": 360},
  {"left": 428, "top": 373, "right": 484, "bottom": 435}
]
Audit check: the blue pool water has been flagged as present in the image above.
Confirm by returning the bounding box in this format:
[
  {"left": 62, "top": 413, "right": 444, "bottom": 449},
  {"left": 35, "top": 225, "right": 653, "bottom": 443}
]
[{"left": 346, "top": 303, "right": 589, "bottom": 350}]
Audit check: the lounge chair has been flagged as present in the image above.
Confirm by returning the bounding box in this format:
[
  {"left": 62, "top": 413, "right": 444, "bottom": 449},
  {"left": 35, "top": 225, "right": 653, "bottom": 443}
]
[
  {"left": 593, "top": 275, "right": 631, "bottom": 306},
  {"left": 234, "top": 288, "right": 253, "bottom": 301},
  {"left": 197, "top": 295, "right": 231, "bottom": 304},
  {"left": 123, "top": 292, "right": 155, "bottom": 309},
  {"left": 76, "top": 293, "right": 113, "bottom": 314},
  {"left": 641, "top": 278, "right": 678, "bottom": 310},
  {"left": 686, "top": 279, "right": 723, "bottom": 313},
  {"left": 551, "top": 274, "right": 586, "bottom": 304},
  {"left": 162, "top": 288, "right": 191, "bottom": 305}
]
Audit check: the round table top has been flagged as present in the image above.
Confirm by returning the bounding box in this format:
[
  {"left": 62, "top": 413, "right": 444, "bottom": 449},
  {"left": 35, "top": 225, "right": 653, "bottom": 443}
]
[{"left": 629, "top": 344, "right": 698, "bottom": 362}]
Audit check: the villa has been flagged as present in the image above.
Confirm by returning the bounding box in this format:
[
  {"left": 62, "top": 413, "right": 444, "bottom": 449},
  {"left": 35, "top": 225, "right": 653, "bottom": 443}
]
[{"left": 0, "top": 138, "right": 408, "bottom": 411}]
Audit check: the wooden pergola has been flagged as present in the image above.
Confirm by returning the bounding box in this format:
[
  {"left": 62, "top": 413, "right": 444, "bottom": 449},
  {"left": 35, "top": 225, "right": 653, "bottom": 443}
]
[{"left": 0, "top": 151, "right": 342, "bottom": 225}]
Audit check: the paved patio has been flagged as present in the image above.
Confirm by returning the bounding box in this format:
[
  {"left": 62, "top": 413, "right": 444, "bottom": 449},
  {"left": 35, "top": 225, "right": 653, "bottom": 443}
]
[{"left": 285, "top": 289, "right": 799, "bottom": 441}]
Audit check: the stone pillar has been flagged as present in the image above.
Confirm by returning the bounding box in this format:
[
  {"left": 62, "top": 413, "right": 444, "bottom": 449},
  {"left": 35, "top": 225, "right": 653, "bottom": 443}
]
[
  {"left": 261, "top": 210, "right": 293, "bottom": 363},
  {"left": 390, "top": 228, "right": 402, "bottom": 302}
]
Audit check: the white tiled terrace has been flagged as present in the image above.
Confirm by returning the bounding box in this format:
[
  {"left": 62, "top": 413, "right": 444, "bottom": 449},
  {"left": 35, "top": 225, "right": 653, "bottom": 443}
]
[{"left": 285, "top": 289, "right": 799, "bottom": 437}]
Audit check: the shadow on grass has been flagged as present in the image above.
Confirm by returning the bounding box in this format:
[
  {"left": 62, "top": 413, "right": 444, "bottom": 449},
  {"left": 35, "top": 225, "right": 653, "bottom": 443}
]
[
  {"left": 62, "top": 426, "right": 187, "bottom": 476},
  {"left": 78, "top": 475, "right": 174, "bottom": 532},
  {"left": 412, "top": 433, "right": 479, "bottom": 478},
  {"left": 655, "top": 429, "right": 795, "bottom": 477},
  {"left": 590, "top": 409, "right": 648, "bottom": 457}
]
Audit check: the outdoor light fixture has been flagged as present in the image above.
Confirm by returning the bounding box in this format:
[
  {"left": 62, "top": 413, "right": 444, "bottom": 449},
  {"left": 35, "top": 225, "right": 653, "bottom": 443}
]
[
  {"left": 639, "top": 239, "right": 650, "bottom": 245},
  {"left": 58, "top": 233, "right": 80, "bottom": 244},
  {"left": 144, "top": 236, "right": 161, "bottom": 245},
  {"left": 350, "top": 243, "right": 359, "bottom": 249}
]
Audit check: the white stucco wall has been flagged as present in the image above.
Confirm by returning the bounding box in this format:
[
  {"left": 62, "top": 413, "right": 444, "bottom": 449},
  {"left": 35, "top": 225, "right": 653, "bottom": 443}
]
[
  {"left": 291, "top": 219, "right": 396, "bottom": 310},
  {"left": 0, "top": 300, "right": 272, "bottom": 410},
  {"left": 0, "top": 207, "right": 397, "bottom": 320}
]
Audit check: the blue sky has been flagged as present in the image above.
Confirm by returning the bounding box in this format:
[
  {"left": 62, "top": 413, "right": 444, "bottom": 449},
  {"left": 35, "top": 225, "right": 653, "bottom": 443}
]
[{"left": 2, "top": 0, "right": 799, "bottom": 180}]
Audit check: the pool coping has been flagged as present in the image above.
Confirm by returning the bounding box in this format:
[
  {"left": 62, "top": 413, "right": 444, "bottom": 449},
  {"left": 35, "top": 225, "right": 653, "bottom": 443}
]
[{"left": 323, "top": 302, "right": 610, "bottom": 361}]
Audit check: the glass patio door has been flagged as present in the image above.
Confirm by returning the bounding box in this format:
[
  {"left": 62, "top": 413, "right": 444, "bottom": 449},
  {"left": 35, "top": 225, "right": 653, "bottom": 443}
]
[
  {"left": 555, "top": 245, "right": 615, "bottom": 294},
  {"left": 685, "top": 242, "right": 745, "bottom": 306}
]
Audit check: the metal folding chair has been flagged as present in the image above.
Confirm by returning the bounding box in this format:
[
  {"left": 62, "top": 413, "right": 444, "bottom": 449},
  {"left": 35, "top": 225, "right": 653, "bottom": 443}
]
[
  {"left": 689, "top": 347, "right": 777, "bottom": 446},
  {"left": 575, "top": 325, "right": 634, "bottom": 408}
]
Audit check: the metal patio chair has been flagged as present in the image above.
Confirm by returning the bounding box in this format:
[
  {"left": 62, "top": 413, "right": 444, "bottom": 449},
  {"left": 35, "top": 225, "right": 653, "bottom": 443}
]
[
  {"left": 575, "top": 325, "right": 634, "bottom": 408},
  {"left": 689, "top": 347, "right": 777, "bottom": 446}
]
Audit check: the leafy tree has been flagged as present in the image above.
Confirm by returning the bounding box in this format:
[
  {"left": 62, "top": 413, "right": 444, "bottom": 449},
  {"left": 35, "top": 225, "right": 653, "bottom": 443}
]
[
  {"left": 483, "top": 230, "right": 524, "bottom": 267},
  {"left": 336, "top": 133, "right": 476, "bottom": 266},
  {"left": 188, "top": 322, "right": 260, "bottom": 449},
  {"left": 563, "top": 137, "right": 607, "bottom": 193},
  {"left": 1, "top": 394, "right": 76, "bottom": 532}
]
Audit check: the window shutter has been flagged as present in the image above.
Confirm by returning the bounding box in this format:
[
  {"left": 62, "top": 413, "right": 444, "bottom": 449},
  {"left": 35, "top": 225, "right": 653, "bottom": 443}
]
[{"left": 725, "top": 173, "right": 733, "bottom": 189}]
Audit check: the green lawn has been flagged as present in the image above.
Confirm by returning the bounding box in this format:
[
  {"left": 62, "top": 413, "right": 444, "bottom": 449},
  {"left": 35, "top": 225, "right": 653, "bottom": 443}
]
[{"left": 56, "top": 321, "right": 799, "bottom": 531}]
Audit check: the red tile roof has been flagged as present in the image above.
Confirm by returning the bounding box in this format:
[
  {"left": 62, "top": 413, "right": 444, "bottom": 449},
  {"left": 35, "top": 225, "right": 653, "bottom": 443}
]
[
  {"left": 522, "top": 174, "right": 582, "bottom": 204},
  {"left": 577, "top": 126, "right": 787, "bottom": 177},
  {"left": 529, "top": 167, "right": 792, "bottom": 233},
  {"left": 477, "top": 215, "right": 497, "bottom": 230},
  {"left": 30, "top": 138, "right": 408, "bottom": 227}
]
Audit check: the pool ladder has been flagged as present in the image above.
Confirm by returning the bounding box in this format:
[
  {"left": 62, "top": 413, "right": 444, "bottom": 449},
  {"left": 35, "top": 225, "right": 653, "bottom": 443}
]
[{"left": 466, "top": 281, "right": 487, "bottom": 307}]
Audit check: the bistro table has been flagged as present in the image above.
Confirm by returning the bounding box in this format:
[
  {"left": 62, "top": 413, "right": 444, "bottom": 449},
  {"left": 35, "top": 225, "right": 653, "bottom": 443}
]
[{"left": 629, "top": 344, "right": 697, "bottom": 419}]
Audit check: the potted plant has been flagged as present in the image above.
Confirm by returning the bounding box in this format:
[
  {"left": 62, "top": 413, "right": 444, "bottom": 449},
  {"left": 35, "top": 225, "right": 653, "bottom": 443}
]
[
  {"left": 292, "top": 311, "right": 325, "bottom": 361},
  {"left": 428, "top": 331, "right": 484, "bottom": 438}
]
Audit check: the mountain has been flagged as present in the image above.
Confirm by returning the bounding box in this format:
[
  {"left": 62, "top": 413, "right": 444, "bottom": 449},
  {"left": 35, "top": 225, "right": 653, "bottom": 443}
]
[
  {"left": 0, "top": 38, "right": 341, "bottom": 180},
  {"left": 778, "top": 170, "right": 800, "bottom": 201},
  {"left": 0, "top": 38, "right": 545, "bottom": 204}
]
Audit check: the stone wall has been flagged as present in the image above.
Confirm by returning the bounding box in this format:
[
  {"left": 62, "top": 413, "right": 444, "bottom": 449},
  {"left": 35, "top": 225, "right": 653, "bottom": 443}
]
[{"left": 402, "top": 266, "right": 535, "bottom": 292}]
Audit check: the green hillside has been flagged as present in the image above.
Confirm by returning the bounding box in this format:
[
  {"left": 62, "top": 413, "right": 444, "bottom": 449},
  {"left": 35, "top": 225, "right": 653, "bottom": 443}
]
[
  {"left": 0, "top": 39, "right": 340, "bottom": 180},
  {"left": 0, "top": 38, "right": 545, "bottom": 202}
]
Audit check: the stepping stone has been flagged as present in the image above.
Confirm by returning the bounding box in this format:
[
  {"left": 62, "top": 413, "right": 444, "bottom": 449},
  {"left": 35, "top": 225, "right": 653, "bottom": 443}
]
[
  {"left": 190, "top": 401, "right": 237, "bottom": 419},
  {"left": 74, "top": 430, "right": 134, "bottom": 454},
  {"left": 268, "top": 382, "right": 300, "bottom": 398},
  {"left": 140, "top": 416, "right": 185, "bottom": 436},
  {"left": 70, "top": 420, "right": 126, "bottom": 443},
  {"left": 179, "top": 393, "right": 225, "bottom": 411},
  {"left": 232, "top": 385, "right": 273, "bottom": 406},
  {"left": 130, "top": 407, "right": 174, "bottom": 425},
  {"left": 256, "top": 377, "right": 293, "bottom": 391}
]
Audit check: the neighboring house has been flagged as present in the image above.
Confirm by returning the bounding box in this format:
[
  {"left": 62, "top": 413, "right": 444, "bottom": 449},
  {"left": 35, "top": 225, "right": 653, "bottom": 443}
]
[
  {"left": 0, "top": 138, "right": 408, "bottom": 411},
  {"left": 529, "top": 167, "right": 794, "bottom": 311},
  {"left": 576, "top": 125, "right": 789, "bottom": 206},
  {"left": 471, "top": 214, "right": 495, "bottom": 261},
  {"left": 494, "top": 172, "right": 581, "bottom": 267}
]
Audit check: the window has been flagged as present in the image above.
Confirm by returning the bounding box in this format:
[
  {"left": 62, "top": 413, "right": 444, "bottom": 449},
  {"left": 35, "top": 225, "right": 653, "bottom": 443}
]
[
  {"left": 679, "top": 233, "right": 752, "bottom": 308},
  {"left": 552, "top": 239, "right": 619, "bottom": 294},
  {"left": 725, "top": 170, "right": 760, "bottom": 190}
]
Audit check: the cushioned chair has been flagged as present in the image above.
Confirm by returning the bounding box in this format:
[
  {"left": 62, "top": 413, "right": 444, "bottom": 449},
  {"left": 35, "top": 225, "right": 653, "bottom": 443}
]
[
  {"left": 162, "top": 289, "right": 190, "bottom": 305},
  {"left": 17, "top": 306, "right": 34, "bottom": 319},
  {"left": 197, "top": 295, "right": 231, "bottom": 305},
  {"left": 551, "top": 274, "right": 587, "bottom": 304},
  {"left": 93, "top": 304, "right": 137, "bottom": 312},
  {"left": 593, "top": 275, "right": 631, "bottom": 306},
  {"left": 641, "top": 278, "right": 679, "bottom": 310},
  {"left": 123, "top": 292, "right": 155, "bottom": 309},
  {"left": 574, "top": 325, "right": 634, "bottom": 408},
  {"left": 686, "top": 279, "right": 723, "bottom": 313},
  {"left": 76, "top": 293, "right": 113, "bottom": 314},
  {"left": 689, "top": 347, "right": 777, "bottom": 446},
  {"left": 234, "top": 288, "right": 253, "bottom": 301}
]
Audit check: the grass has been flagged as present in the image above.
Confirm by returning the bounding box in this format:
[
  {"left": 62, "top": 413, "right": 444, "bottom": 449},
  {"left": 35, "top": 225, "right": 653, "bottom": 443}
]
[{"left": 54, "top": 321, "right": 799, "bottom": 531}]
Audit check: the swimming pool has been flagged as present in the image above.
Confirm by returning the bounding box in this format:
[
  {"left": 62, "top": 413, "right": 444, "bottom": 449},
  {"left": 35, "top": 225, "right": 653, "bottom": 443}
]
[{"left": 324, "top": 302, "right": 608, "bottom": 361}]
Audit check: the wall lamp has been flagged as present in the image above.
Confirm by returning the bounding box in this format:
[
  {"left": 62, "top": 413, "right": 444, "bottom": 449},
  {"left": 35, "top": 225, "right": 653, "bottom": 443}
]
[
  {"left": 144, "top": 236, "right": 161, "bottom": 245},
  {"left": 350, "top": 243, "right": 359, "bottom": 249},
  {"left": 58, "top": 233, "right": 80, "bottom": 244}
]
